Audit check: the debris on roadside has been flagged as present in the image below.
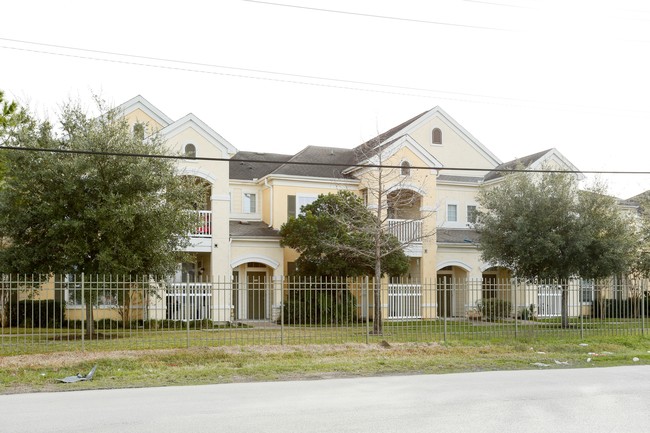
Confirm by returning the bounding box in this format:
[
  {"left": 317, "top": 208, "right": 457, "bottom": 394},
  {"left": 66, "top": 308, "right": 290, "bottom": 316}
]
[
  {"left": 554, "top": 360, "right": 569, "bottom": 365},
  {"left": 531, "top": 362, "right": 550, "bottom": 367},
  {"left": 57, "top": 365, "right": 97, "bottom": 383}
]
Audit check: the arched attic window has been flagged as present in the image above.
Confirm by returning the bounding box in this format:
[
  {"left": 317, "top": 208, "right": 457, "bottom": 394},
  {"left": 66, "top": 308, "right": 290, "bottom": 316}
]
[
  {"left": 432, "top": 128, "right": 442, "bottom": 145},
  {"left": 401, "top": 161, "right": 411, "bottom": 176},
  {"left": 185, "top": 143, "right": 196, "bottom": 159}
]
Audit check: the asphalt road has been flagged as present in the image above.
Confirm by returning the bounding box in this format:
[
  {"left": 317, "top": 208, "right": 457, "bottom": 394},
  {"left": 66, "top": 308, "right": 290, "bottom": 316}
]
[{"left": 2, "top": 366, "right": 649, "bottom": 433}]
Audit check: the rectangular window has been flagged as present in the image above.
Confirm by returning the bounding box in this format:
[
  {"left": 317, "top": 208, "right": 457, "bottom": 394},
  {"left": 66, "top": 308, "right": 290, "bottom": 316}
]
[
  {"left": 287, "top": 195, "right": 296, "bottom": 220},
  {"left": 297, "top": 195, "right": 317, "bottom": 215},
  {"left": 288, "top": 194, "right": 317, "bottom": 218},
  {"left": 447, "top": 204, "right": 457, "bottom": 222},
  {"left": 580, "top": 279, "right": 594, "bottom": 303},
  {"left": 243, "top": 193, "right": 256, "bottom": 213},
  {"left": 467, "top": 205, "right": 477, "bottom": 224}
]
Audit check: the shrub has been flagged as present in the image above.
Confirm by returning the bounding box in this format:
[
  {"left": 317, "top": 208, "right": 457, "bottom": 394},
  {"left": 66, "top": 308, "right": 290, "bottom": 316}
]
[
  {"left": 282, "top": 286, "right": 358, "bottom": 325},
  {"left": 7, "top": 299, "right": 66, "bottom": 327},
  {"left": 476, "top": 298, "right": 512, "bottom": 321},
  {"left": 95, "top": 318, "right": 122, "bottom": 329},
  {"left": 517, "top": 304, "right": 536, "bottom": 320}
]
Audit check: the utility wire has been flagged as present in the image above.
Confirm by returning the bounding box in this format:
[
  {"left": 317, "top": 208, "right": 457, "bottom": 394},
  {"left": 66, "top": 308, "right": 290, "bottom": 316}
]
[
  {"left": 0, "top": 37, "right": 538, "bottom": 105},
  {"left": 2, "top": 39, "right": 648, "bottom": 117},
  {"left": 241, "top": 0, "right": 512, "bottom": 31},
  {"left": 1, "top": 145, "right": 648, "bottom": 176}
]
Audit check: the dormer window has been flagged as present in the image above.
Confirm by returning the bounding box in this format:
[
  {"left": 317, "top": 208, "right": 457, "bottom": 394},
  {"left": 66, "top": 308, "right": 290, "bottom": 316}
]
[
  {"left": 185, "top": 143, "right": 196, "bottom": 159},
  {"left": 401, "top": 161, "right": 411, "bottom": 176},
  {"left": 432, "top": 128, "right": 442, "bottom": 144}
]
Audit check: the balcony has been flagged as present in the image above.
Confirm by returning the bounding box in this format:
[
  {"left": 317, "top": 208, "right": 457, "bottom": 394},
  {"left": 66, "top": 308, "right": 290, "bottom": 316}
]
[
  {"left": 191, "top": 210, "right": 212, "bottom": 237},
  {"left": 186, "top": 211, "right": 212, "bottom": 252},
  {"left": 386, "top": 219, "right": 423, "bottom": 257}
]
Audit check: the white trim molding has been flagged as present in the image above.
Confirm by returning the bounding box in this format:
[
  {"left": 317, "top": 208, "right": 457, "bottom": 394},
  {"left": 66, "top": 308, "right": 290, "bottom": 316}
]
[{"left": 230, "top": 255, "right": 280, "bottom": 269}]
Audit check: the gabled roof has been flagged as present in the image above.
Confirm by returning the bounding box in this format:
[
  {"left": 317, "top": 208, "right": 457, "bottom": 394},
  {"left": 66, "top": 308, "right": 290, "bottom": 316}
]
[
  {"left": 354, "top": 106, "right": 501, "bottom": 167},
  {"left": 159, "top": 113, "right": 238, "bottom": 157},
  {"left": 115, "top": 95, "right": 173, "bottom": 127},
  {"left": 353, "top": 110, "right": 429, "bottom": 159},
  {"left": 344, "top": 134, "right": 443, "bottom": 177},
  {"left": 230, "top": 151, "right": 293, "bottom": 180},
  {"left": 483, "top": 148, "right": 584, "bottom": 182}
]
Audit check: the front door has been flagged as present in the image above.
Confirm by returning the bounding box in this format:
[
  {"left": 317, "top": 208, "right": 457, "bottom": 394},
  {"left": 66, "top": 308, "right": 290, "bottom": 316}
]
[
  {"left": 437, "top": 274, "right": 453, "bottom": 317},
  {"left": 247, "top": 271, "right": 267, "bottom": 320}
]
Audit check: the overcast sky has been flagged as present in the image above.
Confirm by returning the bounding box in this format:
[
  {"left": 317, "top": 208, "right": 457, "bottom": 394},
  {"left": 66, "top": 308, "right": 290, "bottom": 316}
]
[{"left": 3, "top": 0, "right": 650, "bottom": 198}]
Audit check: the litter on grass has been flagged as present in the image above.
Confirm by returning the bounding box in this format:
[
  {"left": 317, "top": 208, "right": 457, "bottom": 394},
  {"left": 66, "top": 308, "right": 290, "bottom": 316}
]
[{"left": 57, "top": 365, "right": 97, "bottom": 383}]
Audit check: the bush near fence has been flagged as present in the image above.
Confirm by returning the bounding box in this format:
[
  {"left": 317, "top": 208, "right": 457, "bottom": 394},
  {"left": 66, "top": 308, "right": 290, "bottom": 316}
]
[
  {"left": 6, "top": 299, "right": 66, "bottom": 328},
  {"left": 476, "top": 298, "right": 512, "bottom": 321},
  {"left": 593, "top": 295, "right": 650, "bottom": 319},
  {"left": 282, "top": 286, "right": 358, "bottom": 325}
]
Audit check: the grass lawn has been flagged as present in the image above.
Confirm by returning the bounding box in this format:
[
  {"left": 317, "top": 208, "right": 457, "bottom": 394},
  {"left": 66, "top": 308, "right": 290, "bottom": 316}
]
[{"left": 1, "top": 336, "right": 648, "bottom": 395}]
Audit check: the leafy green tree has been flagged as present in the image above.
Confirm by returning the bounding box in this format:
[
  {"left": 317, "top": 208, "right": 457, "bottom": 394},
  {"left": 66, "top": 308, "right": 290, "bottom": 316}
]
[
  {"left": 280, "top": 191, "right": 410, "bottom": 332},
  {"left": 0, "top": 98, "right": 204, "bottom": 333},
  {"left": 281, "top": 191, "right": 409, "bottom": 278},
  {"left": 477, "top": 171, "right": 636, "bottom": 327}
]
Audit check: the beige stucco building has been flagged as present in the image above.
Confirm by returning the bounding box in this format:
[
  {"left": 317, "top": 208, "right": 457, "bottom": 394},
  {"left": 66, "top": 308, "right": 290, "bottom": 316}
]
[{"left": 111, "top": 95, "right": 591, "bottom": 322}]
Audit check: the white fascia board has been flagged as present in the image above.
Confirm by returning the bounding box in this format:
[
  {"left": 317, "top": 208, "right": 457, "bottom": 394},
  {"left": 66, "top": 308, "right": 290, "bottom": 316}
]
[
  {"left": 160, "top": 114, "right": 238, "bottom": 157},
  {"left": 437, "top": 178, "right": 482, "bottom": 187},
  {"left": 529, "top": 148, "right": 586, "bottom": 181},
  {"left": 115, "top": 95, "right": 173, "bottom": 127},
  {"left": 261, "top": 174, "right": 360, "bottom": 188},
  {"left": 351, "top": 135, "right": 443, "bottom": 174},
  {"left": 393, "top": 106, "right": 502, "bottom": 167}
]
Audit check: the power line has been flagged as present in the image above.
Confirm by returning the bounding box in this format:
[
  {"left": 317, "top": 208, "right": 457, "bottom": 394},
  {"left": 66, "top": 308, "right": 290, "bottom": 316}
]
[
  {"left": 2, "top": 39, "right": 648, "bottom": 117},
  {"left": 2, "top": 145, "right": 649, "bottom": 176},
  {"left": 0, "top": 37, "right": 537, "bottom": 105},
  {"left": 241, "top": 0, "right": 512, "bottom": 31}
]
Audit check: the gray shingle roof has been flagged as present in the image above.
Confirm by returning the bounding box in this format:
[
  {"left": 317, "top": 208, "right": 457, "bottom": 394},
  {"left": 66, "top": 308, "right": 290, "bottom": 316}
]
[
  {"left": 483, "top": 149, "right": 552, "bottom": 182},
  {"left": 353, "top": 110, "right": 429, "bottom": 158},
  {"left": 437, "top": 228, "right": 480, "bottom": 244},
  {"left": 229, "top": 221, "right": 280, "bottom": 238},
  {"left": 271, "top": 146, "right": 356, "bottom": 179},
  {"left": 230, "top": 151, "right": 293, "bottom": 180}
]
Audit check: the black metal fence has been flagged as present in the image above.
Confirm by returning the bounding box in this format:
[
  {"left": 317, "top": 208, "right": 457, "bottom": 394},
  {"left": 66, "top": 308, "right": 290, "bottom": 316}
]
[{"left": 1, "top": 274, "right": 647, "bottom": 354}]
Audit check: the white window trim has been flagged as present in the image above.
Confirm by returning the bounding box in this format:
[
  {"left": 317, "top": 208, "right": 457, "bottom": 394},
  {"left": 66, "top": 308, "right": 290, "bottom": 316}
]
[
  {"left": 400, "top": 159, "right": 411, "bottom": 176},
  {"left": 447, "top": 203, "right": 458, "bottom": 222},
  {"left": 295, "top": 194, "right": 318, "bottom": 217},
  {"left": 466, "top": 203, "right": 478, "bottom": 225},
  {"left": 242, "top": 191, "right": 258, "bottom": 214}
]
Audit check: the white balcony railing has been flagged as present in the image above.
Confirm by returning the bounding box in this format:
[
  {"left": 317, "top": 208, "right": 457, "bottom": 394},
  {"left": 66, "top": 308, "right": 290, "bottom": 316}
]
[
  {"left": 386, "top": 219, "right": 422, "bottom": 244},
  {"left": 190, "top": 210, "right": 212, "bottom": 237}
]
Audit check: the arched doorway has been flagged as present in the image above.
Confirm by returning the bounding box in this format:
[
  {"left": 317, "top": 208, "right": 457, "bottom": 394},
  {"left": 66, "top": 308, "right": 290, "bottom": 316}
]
[
  {"left": 436, "top": 264, "right": 470, "bottom": 317},
  {"left": 232, "top": 262, "right": 272, "bottom": 321}
]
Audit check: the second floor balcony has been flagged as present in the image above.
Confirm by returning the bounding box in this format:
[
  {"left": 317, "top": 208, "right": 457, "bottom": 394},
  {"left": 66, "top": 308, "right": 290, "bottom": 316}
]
[
  {"left": 386, "top": 219, "right": 423, "bottom": 257},
  {"left": 191, "top": 210, "right": 212, "bottom": 237}
]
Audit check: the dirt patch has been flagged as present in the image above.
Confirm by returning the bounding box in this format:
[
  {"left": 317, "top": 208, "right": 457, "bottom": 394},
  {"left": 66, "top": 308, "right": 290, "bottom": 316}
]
[{"left": 0, "top": 342, "right": 443, "bottom": 369}]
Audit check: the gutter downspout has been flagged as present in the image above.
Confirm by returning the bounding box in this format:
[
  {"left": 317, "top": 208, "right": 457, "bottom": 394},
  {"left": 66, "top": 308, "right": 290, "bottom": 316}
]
[{"left": 264, "top": 178, "right": 273, "bottom": 228}]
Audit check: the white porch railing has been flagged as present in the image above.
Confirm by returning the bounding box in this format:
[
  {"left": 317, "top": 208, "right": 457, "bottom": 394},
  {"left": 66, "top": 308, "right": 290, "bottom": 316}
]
[
  {"left": 388, "top": 284, "right": 422, "bottom": 319},
  {"left": 386, "top": 219, "right": 422, "bottom": 244},
  {"left": 190, "top": 210, "right": 212, "bottom": 237},
  {"left": 167, "top": 283, "right": 213, "bottom": 321}
]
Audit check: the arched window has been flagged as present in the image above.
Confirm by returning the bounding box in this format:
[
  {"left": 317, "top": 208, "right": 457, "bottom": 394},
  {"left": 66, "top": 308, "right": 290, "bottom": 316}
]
[
  {"left": 185, "top": 143, "right": 196, "bottom": 159},
  {"left": 401, "top": 161, "right": 411, "bottom": 176},
  {"left": 432, "top": 128, "right": 442, "bottom": 144}
]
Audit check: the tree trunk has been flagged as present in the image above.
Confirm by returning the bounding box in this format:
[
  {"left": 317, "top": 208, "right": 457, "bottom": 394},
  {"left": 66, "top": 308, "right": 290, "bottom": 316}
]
[
  {"left": 85, "top": 296, "right": 95, "bottom": 338},
  {"left": 373, "top": 263, "right": 383, "bottom": 335}
]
